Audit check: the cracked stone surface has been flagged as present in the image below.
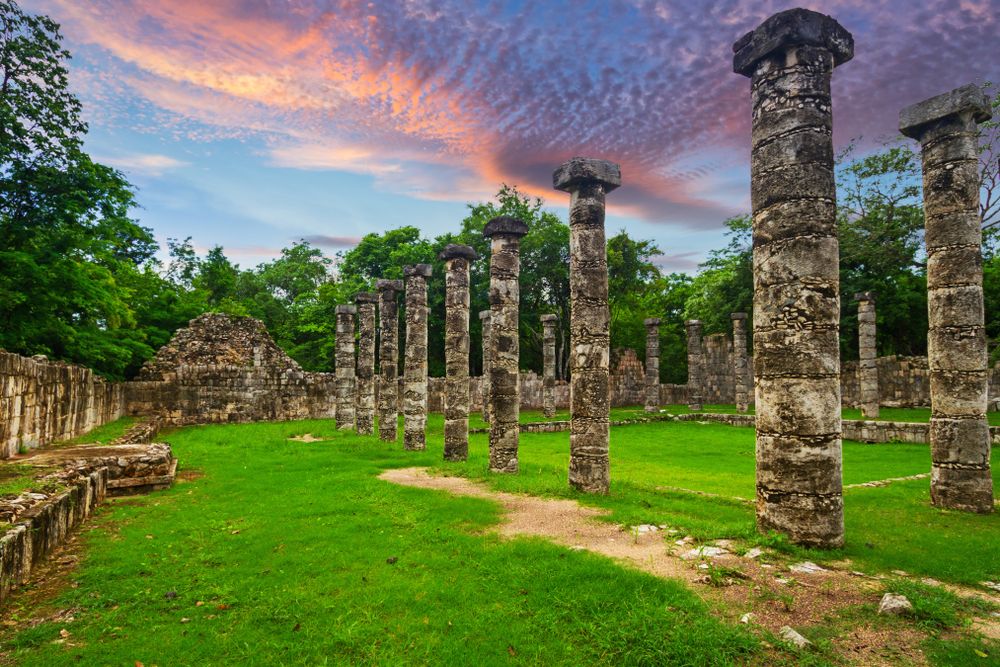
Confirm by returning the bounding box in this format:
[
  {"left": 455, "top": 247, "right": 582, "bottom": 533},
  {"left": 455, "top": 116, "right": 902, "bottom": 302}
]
[
  {"left": 403, "top": 265, "right": 432, "bottom": 451},
  {"left": 734, "top": 7, "right": 852, "bottom": 548},
  {"left": 334, "top": 304, "right": 357, "bottom": 431},
  {"left": 376, "top": 279, "right": 403, "bottom": 442},
  {"left": 855, "top": 293, "right": 879, "bottom": 419},
  {"left": 484, "top": 217, "right": 528, "bottom": 473},
  {"left": 732, "top": 313, "right": 750, "bottom": 413},
  {"left": 901, "top": 83, "right": 995, "bottom": 514},
  {"left": 685, "top": 320, "right": 704, "bottom": 411},
  {"left": 644, "top": 318, "right": 661, "bottom": 413},
  {"left": 440, "top": 245, "right": 477, "bottom": 461},
  {"left": 555, "top": 157, "right": 621, "bottom": 494},
  {"left": 355, "top": 293, "right": 377, "bottom": 436},
  {"left": 479, "top": 310, "right": 492, "bottom": 424},
  {"left": 541, "top": 314, "right": 559, "bottom": 417}
]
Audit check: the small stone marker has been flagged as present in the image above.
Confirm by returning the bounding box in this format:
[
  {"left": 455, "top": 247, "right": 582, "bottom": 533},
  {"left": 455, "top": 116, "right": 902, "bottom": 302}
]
[{"left": 877, "top": 593, "right": 913, "bottom": 616}]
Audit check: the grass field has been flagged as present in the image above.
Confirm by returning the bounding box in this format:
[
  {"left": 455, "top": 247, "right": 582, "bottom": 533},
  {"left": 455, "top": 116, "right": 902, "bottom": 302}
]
[{"left": 2, "top": 411, "right": 997, "bottom": 665}]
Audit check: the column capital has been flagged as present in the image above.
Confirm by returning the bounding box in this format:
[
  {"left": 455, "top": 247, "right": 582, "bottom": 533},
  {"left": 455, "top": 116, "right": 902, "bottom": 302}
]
[
  {"left": 540, "top": 314, "right": 559, "bottom": 324},
  {"left": 731, "top": 312, "right": 748, "bottom": 321},
  {"left": 685, "top": 319, "right": 702, "bottom": 328},
  {"left": 355, "top": 292, "right": 377, "bottom": 304},
  {"left": 853, "top": 291, "right": 875, "bottom": 304},
  {"left": 899, "top": 83, "right": 992, "bottom": 139},
  {"left": 335, "top": 305, "right": 357, "bottom": 315},
  {"left": 375, "top": 278, "right": 404, "bottom": 293},
  {"left": 643, "top": 317, "right": 661, "bottom": 327},
  {"left": 553, "top": 157, "right": 621, "bottom": 193},
  {"left": 479, "top": 310, "right": 491, "bottom": 321},
  {"left": 403, "top": 264, "right": 433, "bottom": 278},
  {"left": 438, "top": 244, "right": 479, "bottom": 261},
  {"left": 483, "top": 216, "right": 528, "bottom": 239},
  {"left": 732, "top": 8, "right": 853, "bottom": 77}
]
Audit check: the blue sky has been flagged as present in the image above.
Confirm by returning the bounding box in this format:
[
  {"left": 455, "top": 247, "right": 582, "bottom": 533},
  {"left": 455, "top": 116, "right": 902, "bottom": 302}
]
[{"left": 26, "top": 0, "right": 1000, "bottom": 272}]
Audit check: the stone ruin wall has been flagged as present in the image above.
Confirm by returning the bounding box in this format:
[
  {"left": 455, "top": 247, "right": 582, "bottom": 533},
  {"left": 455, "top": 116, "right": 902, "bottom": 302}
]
[
  {"left": 0, "top": 351, "right": 124, "bottom": 458},
  {"left": 124, "top": 313, "right": 336, "bottom": 425}
]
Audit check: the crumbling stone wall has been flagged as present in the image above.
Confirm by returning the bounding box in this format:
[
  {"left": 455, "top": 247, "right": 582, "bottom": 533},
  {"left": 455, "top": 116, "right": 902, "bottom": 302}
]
[
  {"left": 0, "top": 351, "right": 123, "bottom": 458},
  {"left": 125, "top": 313, "right": 335, "bottom": 425}
]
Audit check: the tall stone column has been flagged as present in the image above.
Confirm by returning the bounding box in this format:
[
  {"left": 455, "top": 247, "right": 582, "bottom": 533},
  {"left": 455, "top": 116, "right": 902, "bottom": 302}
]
[
  {"left": 355, "top": 293, "right": 377, "bottom": 435},
  {"left": 731, "top": 313, "right": 750, "bottom": 413},
  {"left": 554, "top": 158, "right": 621, "bottom": 494},
  {"left": 854, "top": 292, "right": 879, "bottom": 419},
  {"left": 376, "top": 279, "right": 403, "bottom": 442},
  {"left": 734, "top": 8, "right": 853, "bottom": 547},
  {"left": 479, "top": 310, "right": 491, "bottom": 423},
  {"left": 403, "top": 264, "right": 432, "bottom": 451},
  {"left": 644, "top": 318, "right": 661, "bottom": 413},
  {"left": 901, "top": 84, "right": 994, "bottom": 513},
  {"left": 541, "top": 314, "right": 559, "bottom": 418},
  {"left": 440, "top": 244, "right": 478, "bottom": 461},
  {"left": 484, "top": 216, "right": 529, "bottom": 473},
  {"left": 334, "top": 304, "right": 357, "bottom": 431},
  {"left": 685, "top": 320, "right": 704, "bottom": 411}
]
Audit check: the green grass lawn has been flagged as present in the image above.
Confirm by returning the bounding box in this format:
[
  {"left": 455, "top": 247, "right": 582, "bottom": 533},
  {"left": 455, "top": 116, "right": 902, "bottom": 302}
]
[
  {"left": 4, "top": 413, "right": 997, "bottom": 665},
  {"left": 56, "top": 415, "right": 137, "bottom": 446}
]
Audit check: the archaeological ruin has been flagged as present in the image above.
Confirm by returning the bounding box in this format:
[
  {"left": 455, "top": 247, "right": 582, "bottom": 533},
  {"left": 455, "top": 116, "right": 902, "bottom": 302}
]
[
  {"left": 855, "top": 293, "right": 879, "bottom": 419},
  {"left": 644, "top": 318, "right": 661, "bottom": 413},
  {"left": 555, "top": 157, "right": 621, "bottom": 495},
  {"left": 541, "top": 314, "right": 559, "bottom": 418},
  {"left": 403, "top": 264, "right": 432, "bottom": 451},
  {"left": 734, "top": 7, "right": 853, "bottom": 548},
  {"left": 901, "top": 83, "right": 995, "bottom": 513},
  {"left": 731, "top": 313, "right": 750, "bottom": 414},
  {"left": 440, "top": 244, "right": 477, "bottom": 461},
  {"left": 685, "top": 320, "right": 704, "bottom": 411},
  {"left": 356, "top": 292, "right": 378, "bottom": 436},
  {"left": 376, "top": 279, "right": 404, "bottom": 442},
  {"left": 335, "top": 304, "right": 358, "bottom": 431}
]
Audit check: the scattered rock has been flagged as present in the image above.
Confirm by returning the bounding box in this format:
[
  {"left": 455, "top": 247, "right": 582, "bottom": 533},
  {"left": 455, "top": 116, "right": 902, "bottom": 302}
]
[
  {"left": 920, "top": 577, "right": 941, "bottom": 587},
  {"left": 681, "top": 546, "right": 728, "bottom": 561},
  {"left": 386, "top": 557, "right": 398, "bottom": 565},
  {"left": 775, "top": 576, "right": 793, "bottom": 586},
  {"left": 982, "top": 581, "right": 1000, "bottom": 593},
  {"left": 778, "top": 626, "right": 811, "bottom": 649},
  {"left": 633, "top": 524, "right": 659, "bottom": 534},
  {"left": 789, "top": 561, "right": 826, "bottom": 575},
  {"left": 180, "top": 617, "right": 190, "bottom": 624},
  {"left": 739, "top": 612, "right": 753, "bottom": 624},
  {"left": 878, "top": 593, "right": 913, "bottom": 616},
  {"left": 164, "top": 591, "right": 178, "bottom": 600},
  {"left": 743, "top": 547, "right": 765, "bottom": 560},
  {"left": 891, "top": 570, "right": 910, "bottom": 577},
  {"left": 713, "top": 539, "right": 735, "bottom": 549},
  {"left": 674, "top": 536, "right": 694, "bottom": 546}
]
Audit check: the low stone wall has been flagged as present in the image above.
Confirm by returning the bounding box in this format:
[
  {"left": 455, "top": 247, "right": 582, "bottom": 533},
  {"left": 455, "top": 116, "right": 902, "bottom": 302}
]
[
  {"left": 125, "top": 365, "right": 336, "bottom": 425},
  {"left": 0, "top": 466, "right": 108, "bottom": 602},
  {"left": 0, "top": 351, "right": 123, "bottom": 458}
]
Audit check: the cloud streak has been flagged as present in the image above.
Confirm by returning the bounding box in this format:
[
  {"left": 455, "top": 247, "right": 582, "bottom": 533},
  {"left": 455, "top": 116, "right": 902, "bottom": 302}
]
[{"left": 35, "top": 0, "right": 1000, "bottom": 231}]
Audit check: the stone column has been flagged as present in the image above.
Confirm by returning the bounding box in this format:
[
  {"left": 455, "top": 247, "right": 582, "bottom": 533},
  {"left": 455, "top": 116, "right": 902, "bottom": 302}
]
[
  {"left": 854, "top": 292, "right": 879, "bottom": 419},
  {"left": 554, "top": 158, "right": 621, "bottom": 494},
  {"left": 644, "top": 318, "right": 661, "bottom": 413},
  {"left": 541, "top": 314, "right": 559, "bottom": 418},
  {"left": 376, "top": 279, "right": 403, "bottom": 442},
  {"left": 440, "top": 244, "right": 478, "bottom": 461},
  {"left": 479, "top": 310, "right": 491, "bottom": 423},
  {"left": 733, "top": 8, "right": 853, "bottom": 548},
  {"left": 731, "top": 313, "right": 751, "bottom": 413},
  {"left": 901, "top": 84, "right": 994, "bottom": 513},
  {"left": 685, "top": 320, "right": 704, "bottom": 411},
  {"left": 355, "top": 292, "right": 377, "bottom": 435},
  {"left": 334, "top": 304, "right": 357, "bottom": 431},
  {"left": 403, "top": 264, "right": 432, "bottom": 451},
  {"left": 483, "top": 216, "right": 529, "bottom": 473}
]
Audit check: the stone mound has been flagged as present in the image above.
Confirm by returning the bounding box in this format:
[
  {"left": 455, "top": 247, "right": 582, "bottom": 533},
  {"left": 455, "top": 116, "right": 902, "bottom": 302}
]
[{"left": 138, "top": 313, "right": 299, "bottom": 380}]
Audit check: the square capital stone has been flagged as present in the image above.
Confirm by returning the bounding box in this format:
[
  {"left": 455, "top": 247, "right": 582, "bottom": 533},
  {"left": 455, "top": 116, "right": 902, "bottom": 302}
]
[
  {"left": 553, "top": 157, "right": 621, "bottom": 193},
  {"left": 731, "top": 312, "right": 748, "bottom": 321},
  {"left": 853, "top": 291, "right": 875, "bottom": 303},
  {"left": 899, "top": 84, "right": 993, "bottom": 138},
  {"left": 540, "top": 314, "right": 559, "bottom": 324},
  {"left": 335, "top": 304, "right": 357, "bottom": 315},
  {"left": 644, "top": 318, "right": 661, "bottom": 326},
  {"left": 685, "top": 319, "right": 702, "bottom": 328},
  {"left": 375, "top": 278, "right": 404, "bottom": 293},
  {"left": 483, "top": 216, "right": 529, "bottom": 239},
  {"left": 403, "top": 264, "right": 433, "bottom": 278},
  {"left": 479, "top": 310, "right": 491, "bottom": 320},
  {"left": 732, "top": 8, "right": 854, "bottom": 77},
  {"left": 355, "top": 292, "right": 377, "bottom": 304}
]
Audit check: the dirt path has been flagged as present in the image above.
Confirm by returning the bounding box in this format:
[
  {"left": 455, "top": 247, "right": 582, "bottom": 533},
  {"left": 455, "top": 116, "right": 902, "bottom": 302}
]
[{"left": 380, "top": 467, "right": 1000, "bottom": 665}]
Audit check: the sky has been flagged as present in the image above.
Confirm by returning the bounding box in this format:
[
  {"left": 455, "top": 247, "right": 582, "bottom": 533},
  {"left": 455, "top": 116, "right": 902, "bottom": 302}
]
[{"left": 24, "top": 0, "right": 1000, "bottom": 273}]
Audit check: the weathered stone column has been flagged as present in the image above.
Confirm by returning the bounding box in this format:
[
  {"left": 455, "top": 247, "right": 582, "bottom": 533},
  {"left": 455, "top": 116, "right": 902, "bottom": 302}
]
[
  {"left": 440, "top": 244, "right": 478, "bottom": 461},
  {"left": 854, "top": 292, "right": 879, "bottom": 419},
  {"left": 376, "top": 279, "right": 403, "bottom": 442},
  {"left": 554, "top": 158, "right": 621, "bottom": 494},
  {"left": 731, "top": 313, "right": 750, "bottom": 413},
  {"left": 541, "top": 314, "right": 559, "bottom": 418},
  {"left": 685, "top": 320, "right": 704, "bottom": 411},
  {"left": 479, "top": 310, "right": 491, "bottom": 423},
  {"left": 403, "top": 264, "right": 432, "bottom": 451},
  {"left": 901, "top": 84, "right": 994, "bottom": 513},
  {"left": 734, "top": 8, "right": 853, "bottom": 547},
  {"left": 355, "top": 292, "right": 377, "bottom": 435},
  {"left": 484, "top": 216, "right": 528, "bottom": 473},
  {"left": 334, "top": 304, "right": 357, "bottom": 431},
  {"left": 644, "top": 318, "right": 661, "bottom": 413}
]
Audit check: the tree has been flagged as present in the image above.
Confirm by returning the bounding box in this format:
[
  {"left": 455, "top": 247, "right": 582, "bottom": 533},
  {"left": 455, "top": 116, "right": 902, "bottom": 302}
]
[{"left": 979, "top": 83, "right": 1000, "bottom": 229}]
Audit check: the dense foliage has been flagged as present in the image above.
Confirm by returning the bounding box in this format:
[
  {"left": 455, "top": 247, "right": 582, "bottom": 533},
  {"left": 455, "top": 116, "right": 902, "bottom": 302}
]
[{"left": 3, "top": 0, "right": 1000, "bottom": 381}]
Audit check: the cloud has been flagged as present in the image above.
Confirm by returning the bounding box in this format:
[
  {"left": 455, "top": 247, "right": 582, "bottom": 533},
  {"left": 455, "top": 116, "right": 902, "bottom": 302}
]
[
  {"left": 652, "top": 251, "right": 704, "bottom": 272},
  {"left": 38, "top": 0, "right": 1000, "bottom": 232},
  {"left": 301, "top": 235, "right": 363, "bottom": 249},
  {"left": 96, "top": 151, "right": 190, "bottom": 176}
]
